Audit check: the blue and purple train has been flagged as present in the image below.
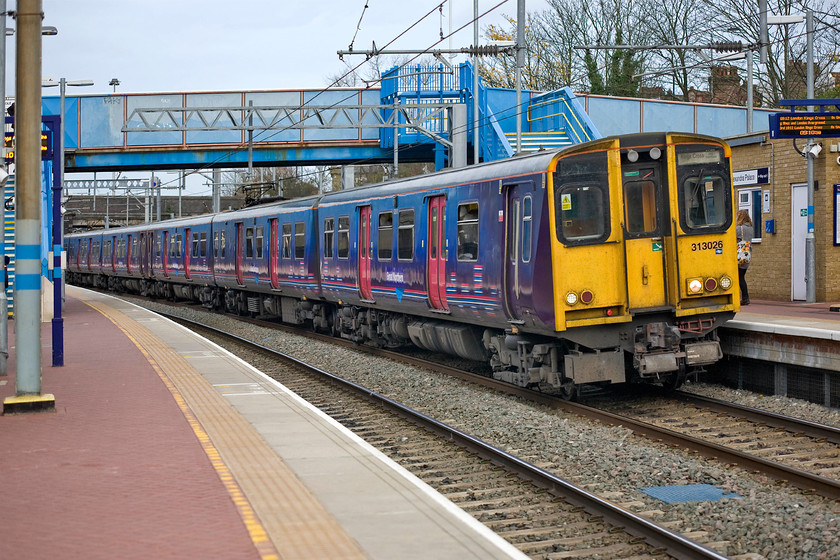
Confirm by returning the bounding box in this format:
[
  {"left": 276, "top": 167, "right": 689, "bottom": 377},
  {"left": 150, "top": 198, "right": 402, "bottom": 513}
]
[{"left": 66, "top": 132, "right": 741, "bottom": 397}]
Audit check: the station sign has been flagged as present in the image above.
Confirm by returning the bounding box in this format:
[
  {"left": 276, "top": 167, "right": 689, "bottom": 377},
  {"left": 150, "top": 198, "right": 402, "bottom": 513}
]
[
  {"left": 3, "top": 131, "right": 53, "bottom": 163},
  {"left": 769, "top": 112, "right": 840, "bottom": 139},
  {"left": 733, "top": 167, "right": 769, "bottom": 187}
]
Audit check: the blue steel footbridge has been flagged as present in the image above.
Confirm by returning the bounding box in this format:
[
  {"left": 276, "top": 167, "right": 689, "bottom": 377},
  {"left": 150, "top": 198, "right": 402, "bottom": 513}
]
[{"left": 42, "top": 61, "right": 776, "bottom": 174}]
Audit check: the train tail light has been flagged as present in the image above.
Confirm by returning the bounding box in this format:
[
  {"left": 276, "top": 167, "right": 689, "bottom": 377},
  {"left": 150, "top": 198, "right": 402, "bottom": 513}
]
[{"left": 704, "top": 277, "right": 718, "bottom": 292}]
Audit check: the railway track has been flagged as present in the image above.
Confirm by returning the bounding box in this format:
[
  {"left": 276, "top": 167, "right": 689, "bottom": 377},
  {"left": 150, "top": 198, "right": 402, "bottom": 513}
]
[
  {"left": 154, "top": 299, "right": 840, "bottom": 502},
  {"left": 166, "top": 312, "right": 729, "bottom": 560},
  {"left": 230, "top": 310, "right": 840, "bottom": 501}
]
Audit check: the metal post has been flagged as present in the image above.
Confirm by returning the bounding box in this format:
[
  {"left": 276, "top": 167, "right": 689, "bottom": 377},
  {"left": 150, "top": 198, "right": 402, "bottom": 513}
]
[
  {"left": 515, "top": 0, "right": 525, "bottom": 154},
  {"left": 48, "top": 114, "right": 62, "bottom": 366},
  {"left": 0, "top": 0, "right": 7, "bottom": 376},
  {"left": 155, "top": 173, "right": 160, "bottom": 222},
  {"left": 392, "top": 99, "right": 399, "bottom": 177},
  {"left": 473, "top": 0, "right": 479, "bottom": 164},
  {"left": 7, "top": 0, "right": 52, "bottom": 408},
  {"left": 450, "top": 104, "right": 467, "bottom": 168},
  {"left": 746, "top": 50, "right": 753, "bottom": 133},
  {"left": 247, "top": 100, "right": 254, "bottom": 179},
  {"left": 805, "top": 9, "right": 816, "bottom": 303}
]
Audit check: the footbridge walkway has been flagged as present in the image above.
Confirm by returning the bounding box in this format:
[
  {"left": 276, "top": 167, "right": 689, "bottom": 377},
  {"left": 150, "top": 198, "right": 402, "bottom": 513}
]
[{"left": 42, "top": 61, "right": 776, "bottom": 174}]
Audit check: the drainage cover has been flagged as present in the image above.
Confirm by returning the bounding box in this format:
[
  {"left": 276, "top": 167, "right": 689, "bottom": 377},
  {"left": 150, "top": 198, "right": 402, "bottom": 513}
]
[{"left": 640, "top": 483, "right": 742, "bottom": 504}]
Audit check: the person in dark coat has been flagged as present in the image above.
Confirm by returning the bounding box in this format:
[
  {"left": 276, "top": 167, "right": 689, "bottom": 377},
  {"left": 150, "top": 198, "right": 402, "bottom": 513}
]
[{"left": 736, "top": 210, "right": 754, "bottom": 305}]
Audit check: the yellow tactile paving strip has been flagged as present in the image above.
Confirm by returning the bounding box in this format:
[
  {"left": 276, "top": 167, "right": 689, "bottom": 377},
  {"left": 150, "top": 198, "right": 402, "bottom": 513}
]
[{"left": 82, "top": 295, "right": 368, "bottom": 560}]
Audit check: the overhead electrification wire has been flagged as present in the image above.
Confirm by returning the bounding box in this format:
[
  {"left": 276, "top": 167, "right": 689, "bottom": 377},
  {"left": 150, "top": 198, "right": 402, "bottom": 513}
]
[{"left": 154, "top": 0, "right": 511, "bottom": 192}]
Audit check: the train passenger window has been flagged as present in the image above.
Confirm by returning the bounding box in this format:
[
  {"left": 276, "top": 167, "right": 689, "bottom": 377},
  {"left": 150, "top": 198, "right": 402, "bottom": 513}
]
[
  {"left": 337, "top": 216, "right": 350, "bottom": 259},
  {"left": 324, "top": 218, "right": 334, "bottom": 259},
  {"left": 522, "top": 196, "right": 532, "bottom": 262},
  {"left": 557, "top": 185, "right": 607, "bottom": 242},
  {"left": 155, "top": 235, "right": 161, "bottom": 257},
  {"left": 192, "top": 233, "right": 199, "bottom": 258},
  {"left": 176, "top": 234, "right": 182, "bottom": 257},
  {"left": 624, "top": 179, "right": 658, "bottom": 235},
  {"left": 213, "top": 232, "right": 219, "bottom": 256},
  {"left": 509, "top": 199, "right": 520, "bottom": 263},
  {"left": 200, "top": 232, "right": 207, "bottom": 257},
  {"left": 255, "top": 226, "right": 264, "bottom": 259},
  {"left": 378, "top": 212, "right": 393, "bottom": 260},
  {"left": 398, "top": 209, "right": 414, "bottom": 261},
  {"left": 220, "top": 231, "right": 226, "bottom": 258},
  {"left": 294, "top": 222, "right": 305, "bottom": 259},
  {"left": 282, "top": 224, "right": 292, "bottom": 259},
  {"left": 457, "top": 202, "right": 479, "bottom": 262},
  {"left": 245, "top": 227, "right": 254, "bottom": 258}
]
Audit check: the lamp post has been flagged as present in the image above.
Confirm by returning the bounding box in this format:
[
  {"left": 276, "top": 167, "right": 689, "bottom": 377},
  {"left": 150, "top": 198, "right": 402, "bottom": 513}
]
[
  {"left": 109, "top": 78, "right": 119, "bottom": 92},
  {"left": 768, "top": 11, "right": 815, "bottom": 302}
]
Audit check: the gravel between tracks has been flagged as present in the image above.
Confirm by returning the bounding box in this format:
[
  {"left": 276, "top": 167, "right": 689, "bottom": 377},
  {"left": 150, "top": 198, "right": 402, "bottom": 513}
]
[{"left": 128, "top": 297, "right": 840, "bottom": 560}]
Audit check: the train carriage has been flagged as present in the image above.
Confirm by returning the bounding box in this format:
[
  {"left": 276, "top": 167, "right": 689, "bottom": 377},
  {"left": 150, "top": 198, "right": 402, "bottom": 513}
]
[{"left": 65, "top": 132, "right": 738, "bottom": 396}]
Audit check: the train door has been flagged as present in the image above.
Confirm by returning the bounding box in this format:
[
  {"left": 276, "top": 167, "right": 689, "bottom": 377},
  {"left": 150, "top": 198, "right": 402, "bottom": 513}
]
[
  {"left": 269, "top": 218, "right": 280, "bottom": 290},
  {"left": 621, "top": 163, "right": 668, "bottom": 309},
  {"left": 162, "top": 232, "right": 170, "bottom": 277},
  {"left": 427, "top": 195, "right": 448, "bottom": 311},
  {"left": 358, "top": 205, "right": 373, "bottom": 300},
  {"left": 184, "top": 228, "right": 192, "bottom": 280},
  {"left": 126, "top": 235, "right": 133, "bottom": 273},
  {"left": 141, "top": 232, "right": 152, "bottom": 278},
  {"left": 109, "top": 236, "right": 116, "bottom": 273},
  {"left": 504, "top": 184, "right": 536, "bottom": 320},
  {"left": 235, "top": 223, "right": 245, "bottom": 286}
]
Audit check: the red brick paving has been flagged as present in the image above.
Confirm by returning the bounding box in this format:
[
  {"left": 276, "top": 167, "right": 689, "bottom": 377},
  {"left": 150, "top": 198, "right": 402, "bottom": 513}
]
[{"left": 0, "top": 297, "right": 261, "bottom": 560}]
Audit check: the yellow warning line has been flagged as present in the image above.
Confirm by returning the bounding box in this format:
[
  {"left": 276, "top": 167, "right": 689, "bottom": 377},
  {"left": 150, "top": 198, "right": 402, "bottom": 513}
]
[{"left": 82, "top": 299, "right": 279, "bottom": 560}]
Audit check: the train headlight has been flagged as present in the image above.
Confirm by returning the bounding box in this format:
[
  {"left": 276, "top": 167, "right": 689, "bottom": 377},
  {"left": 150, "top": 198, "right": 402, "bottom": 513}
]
[
  {"left": 704, "top": 277, "right": 718, "bottom": 292},
  {"left": 719, "top": 276, "right": 732, "bottom": 290},
  {"left": 565, "top": 292, "right": 578, "bottom": 305},
  {"left": 687, "top": 278, "right": 703, "bottom": 294},
  {"left": 650, "top": 147, "right": 662, "bottom": 160}
]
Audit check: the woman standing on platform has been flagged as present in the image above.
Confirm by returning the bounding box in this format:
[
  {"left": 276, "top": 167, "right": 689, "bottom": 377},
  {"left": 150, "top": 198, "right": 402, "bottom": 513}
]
[{"left": 736, "top": 210, "right": 754, "bottom": 306}]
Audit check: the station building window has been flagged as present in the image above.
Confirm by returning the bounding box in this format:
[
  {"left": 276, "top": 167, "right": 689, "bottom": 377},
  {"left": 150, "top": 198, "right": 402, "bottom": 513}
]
[{"left": 738, "top": 188, "right": 762, "bottom": 241}]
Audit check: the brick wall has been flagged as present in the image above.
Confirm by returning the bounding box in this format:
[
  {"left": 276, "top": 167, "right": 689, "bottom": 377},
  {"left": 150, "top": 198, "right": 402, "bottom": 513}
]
[{"left": 730, "top": 137, "right": 840, "bottom": 301}]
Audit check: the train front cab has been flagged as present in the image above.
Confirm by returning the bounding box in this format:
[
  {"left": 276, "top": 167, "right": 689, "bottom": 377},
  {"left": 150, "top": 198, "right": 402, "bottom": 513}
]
[{"left": 546, "top": 133, "right": 738, "bottom": 389}]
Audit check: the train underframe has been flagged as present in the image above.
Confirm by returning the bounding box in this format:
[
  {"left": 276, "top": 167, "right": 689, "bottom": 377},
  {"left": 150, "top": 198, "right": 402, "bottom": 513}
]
[{"left": 70, "top": 273, "right": 726, "bottom": 398}]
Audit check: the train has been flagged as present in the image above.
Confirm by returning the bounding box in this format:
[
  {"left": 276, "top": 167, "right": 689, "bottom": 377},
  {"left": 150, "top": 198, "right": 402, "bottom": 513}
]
[{"left": 66, "top": 132, "right": 740, "bottom": 398}]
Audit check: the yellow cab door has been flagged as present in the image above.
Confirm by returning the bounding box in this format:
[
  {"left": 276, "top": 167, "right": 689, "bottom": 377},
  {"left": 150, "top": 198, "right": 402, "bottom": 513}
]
[{"left": 621, "top": 158, "right": 668, "bottom": 310}]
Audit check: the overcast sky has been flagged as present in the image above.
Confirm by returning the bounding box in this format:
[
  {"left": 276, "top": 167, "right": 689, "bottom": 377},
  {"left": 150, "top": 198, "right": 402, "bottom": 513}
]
[
  {"left": 6, "top": 0, "right": 548, "bottom": 95},
  {"left": 5, "top": 0, "right": 549, "bottom": 195}
]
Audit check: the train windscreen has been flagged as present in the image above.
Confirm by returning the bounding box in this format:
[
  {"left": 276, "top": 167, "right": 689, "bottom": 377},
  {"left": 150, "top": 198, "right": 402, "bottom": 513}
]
[
  {"left": 675, "top": 145, "right": 731, "bottom": 232},
  {"left": 553, "top": 151, "right": 610, "bottom": 245}
]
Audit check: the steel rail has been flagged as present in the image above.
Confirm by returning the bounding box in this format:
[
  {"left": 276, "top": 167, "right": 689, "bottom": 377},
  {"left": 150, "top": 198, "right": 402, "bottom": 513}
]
[
  {"left": 163, "top": 312, "right": 729, "bottom": 560},
  {"left": 183, "top": 309, "right": 840, "bottom": 500},
  {"left": 674, "top": 390, "right": 840, "bottom": 445}
]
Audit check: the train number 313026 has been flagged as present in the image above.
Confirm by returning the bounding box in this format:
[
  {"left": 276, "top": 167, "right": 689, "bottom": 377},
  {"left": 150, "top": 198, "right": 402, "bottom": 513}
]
[{"left": 691, "top": 240, "right": 723, "bottom": 251}]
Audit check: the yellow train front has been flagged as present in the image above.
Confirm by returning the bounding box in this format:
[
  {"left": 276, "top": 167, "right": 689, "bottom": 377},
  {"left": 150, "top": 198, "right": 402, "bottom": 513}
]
[{"left": 542, "top": 132, "right": 738, "bottom": 392}]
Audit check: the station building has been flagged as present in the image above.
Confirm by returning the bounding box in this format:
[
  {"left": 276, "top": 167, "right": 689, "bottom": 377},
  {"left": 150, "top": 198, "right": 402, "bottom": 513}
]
[{"left": 728, "top": 133, "right": 840, "bottom": 301}]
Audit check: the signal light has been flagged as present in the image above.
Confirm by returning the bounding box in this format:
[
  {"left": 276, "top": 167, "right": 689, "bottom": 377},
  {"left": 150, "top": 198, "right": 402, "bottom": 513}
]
[
  {"left": 704, "top": 278, "right": 718, "bottom": 292},
  {"left": 580, "top": 290, "right": 594, "bottom": 304},
  {"left": 720, "top": 276, "right": 732, "bottom": 290}
]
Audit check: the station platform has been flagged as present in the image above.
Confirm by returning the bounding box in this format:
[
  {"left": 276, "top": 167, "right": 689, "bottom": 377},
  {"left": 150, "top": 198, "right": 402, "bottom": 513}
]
[
  {"left": 0, "top": 287, "right": 527, "bottom": 560},
  {"left": 720, "top": 300, "right": 840, "bottom": 407}
]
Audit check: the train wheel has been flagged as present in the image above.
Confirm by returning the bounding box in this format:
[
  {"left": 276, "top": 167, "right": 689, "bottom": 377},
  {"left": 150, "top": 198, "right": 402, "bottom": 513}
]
[
  {"left": 558, "top": 380, "right": 579, "bottom": 401},
  {"left": 663, "top": 362, "right": 687, "bottom": 390}
]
